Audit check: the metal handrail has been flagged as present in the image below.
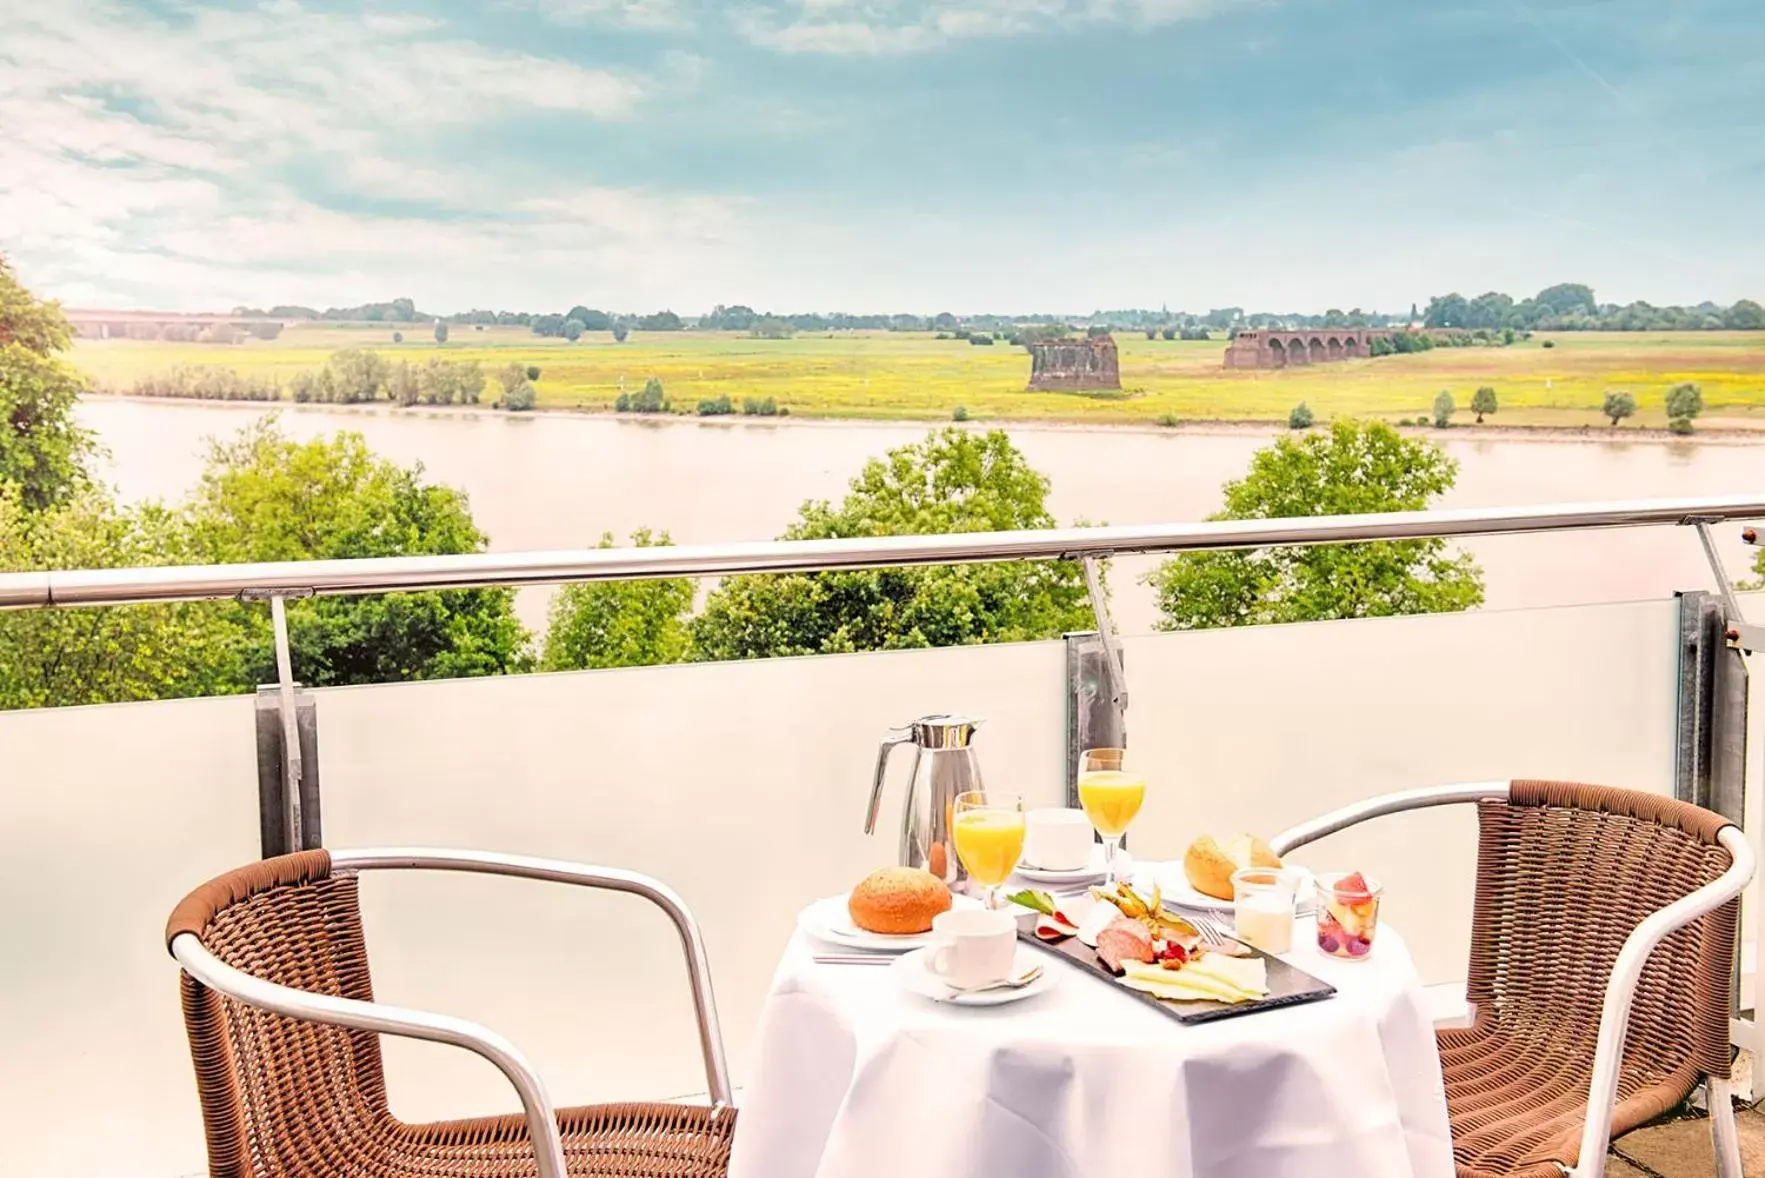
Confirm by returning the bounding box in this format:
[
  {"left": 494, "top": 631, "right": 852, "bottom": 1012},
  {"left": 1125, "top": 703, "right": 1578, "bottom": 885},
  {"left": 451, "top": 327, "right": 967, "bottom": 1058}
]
[{"left": 3, "top": 494, "right": 1764, "bottom": 609}]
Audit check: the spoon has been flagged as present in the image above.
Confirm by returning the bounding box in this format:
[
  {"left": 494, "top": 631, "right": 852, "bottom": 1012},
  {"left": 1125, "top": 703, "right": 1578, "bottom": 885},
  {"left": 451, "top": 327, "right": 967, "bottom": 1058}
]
[{"left": 946, "top": 964, "right": 1044, "bottom": 995}]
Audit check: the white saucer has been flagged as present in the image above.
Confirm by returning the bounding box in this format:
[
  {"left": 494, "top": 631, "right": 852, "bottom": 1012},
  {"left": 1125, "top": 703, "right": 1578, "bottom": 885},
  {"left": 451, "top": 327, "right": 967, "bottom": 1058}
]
[
  {"left": 894, "top": 946, "right": 1057, "bottom": 1006},
  {"left": 1013, "top": 845, "right": 1109, "bottom": 886},
  {"left": 796, "top": 892, "right": 982, "bottom": 953},
  {"left": 1151, "top": 862, "right": 1316, "bottom": 915}
]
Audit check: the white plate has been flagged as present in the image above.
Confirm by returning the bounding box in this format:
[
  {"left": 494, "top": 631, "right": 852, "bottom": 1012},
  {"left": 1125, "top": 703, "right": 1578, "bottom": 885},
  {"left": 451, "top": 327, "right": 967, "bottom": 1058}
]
[
  {"left": 796, "top": 892, "right": 982, "bottom": 953},
  {"left": 894, "top": 946, "right": 1057, "bottom": 1006},
  {"left": 1013, "top": 845, "right": 1109, "bottom": 885},
  {"left": 1151, "top": 862, "right": 1316, "bottom": 915}
]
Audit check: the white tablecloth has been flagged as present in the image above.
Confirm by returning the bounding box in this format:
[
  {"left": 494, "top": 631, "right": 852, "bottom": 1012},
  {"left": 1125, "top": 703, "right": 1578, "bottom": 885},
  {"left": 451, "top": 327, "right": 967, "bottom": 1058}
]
[{"left": 729, "top": 917, "right": 1454, "bottom": 1178}]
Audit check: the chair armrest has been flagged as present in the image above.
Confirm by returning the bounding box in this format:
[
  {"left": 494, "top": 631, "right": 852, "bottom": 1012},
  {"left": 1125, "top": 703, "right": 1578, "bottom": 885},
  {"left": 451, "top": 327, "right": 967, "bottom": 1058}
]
[
  {"left": 170, "top": 931, "right": 568, "bottom": 1178},
  {"left": 1574, "top": 824, "right": 1755, "bottom": 1178},
  {"left": 1269, "top": 782, "right": 1511, "bottom": 857},
  {"left": 331, "top": 847, "right": 733, "bottom": 1108}
]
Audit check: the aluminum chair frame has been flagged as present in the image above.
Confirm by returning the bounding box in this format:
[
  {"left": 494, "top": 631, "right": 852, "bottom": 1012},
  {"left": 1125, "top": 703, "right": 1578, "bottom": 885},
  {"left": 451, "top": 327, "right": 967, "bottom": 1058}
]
[
  {"left": 1271, "top": 782, "right": 1754, "bottom": 1178},
  {"left": 168, "top": 847, "right": 734, "bottom": 1178}
]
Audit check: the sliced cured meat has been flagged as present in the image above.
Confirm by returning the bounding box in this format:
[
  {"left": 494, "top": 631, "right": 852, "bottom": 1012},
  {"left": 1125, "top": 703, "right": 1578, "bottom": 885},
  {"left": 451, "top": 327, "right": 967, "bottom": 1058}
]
[{"left": 1095, "top": 917, "right": 1156, "bottom": 974}]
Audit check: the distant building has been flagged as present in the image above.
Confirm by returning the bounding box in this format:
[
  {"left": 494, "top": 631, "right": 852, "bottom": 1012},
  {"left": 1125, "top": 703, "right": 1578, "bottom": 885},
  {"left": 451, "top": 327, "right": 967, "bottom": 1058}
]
[{"left": 1027, "top": 336, "right": 1121, "bottom": 391}]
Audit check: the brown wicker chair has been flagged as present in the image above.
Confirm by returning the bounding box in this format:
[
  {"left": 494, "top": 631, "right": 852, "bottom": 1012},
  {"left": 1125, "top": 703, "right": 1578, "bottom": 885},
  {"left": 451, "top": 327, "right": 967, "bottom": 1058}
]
[
  {"left": 1272, "top": 780, "right": 1753, "bottom": 1178},
  {"left": 165, "top": 847, "right": 736, "bottom": 1178}
]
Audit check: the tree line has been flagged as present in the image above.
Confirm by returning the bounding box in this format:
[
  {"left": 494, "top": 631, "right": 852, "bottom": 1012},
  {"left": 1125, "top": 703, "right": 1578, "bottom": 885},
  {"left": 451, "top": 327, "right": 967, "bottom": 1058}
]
[
  {"left": 219, "top": 286, "right": 1761, "bottom": 339},
  {"left": 1423, "top": 283, "right": 1764, "bottom": 332},
  {"left": 113, "top": 350, "right": 542, "bottom": 411}
]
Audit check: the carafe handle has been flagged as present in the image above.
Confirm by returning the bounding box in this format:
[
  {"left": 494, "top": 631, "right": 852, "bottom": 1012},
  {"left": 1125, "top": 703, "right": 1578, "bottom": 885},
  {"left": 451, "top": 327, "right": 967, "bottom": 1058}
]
[{"left": 864, "top": 728, "right": 915, "bottom": 834}]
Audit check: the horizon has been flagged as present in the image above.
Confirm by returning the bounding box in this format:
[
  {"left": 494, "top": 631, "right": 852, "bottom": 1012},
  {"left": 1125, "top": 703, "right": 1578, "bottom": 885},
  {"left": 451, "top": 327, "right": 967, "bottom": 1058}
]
[{"left": 3, "top": 1, "right": 1761, "bottom": 313}]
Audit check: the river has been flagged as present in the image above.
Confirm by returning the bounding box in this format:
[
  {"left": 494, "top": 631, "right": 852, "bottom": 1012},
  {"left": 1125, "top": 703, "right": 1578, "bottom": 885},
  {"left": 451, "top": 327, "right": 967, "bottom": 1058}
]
[{"left": 74, "top": 397, "right": 1764, "bottom": 635}]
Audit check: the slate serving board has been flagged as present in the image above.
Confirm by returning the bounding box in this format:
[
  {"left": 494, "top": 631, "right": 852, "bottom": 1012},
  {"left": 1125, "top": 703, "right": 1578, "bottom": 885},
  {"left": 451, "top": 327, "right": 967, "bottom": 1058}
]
[{"left": 1013, "top": 911, "right": 1337, "bottom": 1025}]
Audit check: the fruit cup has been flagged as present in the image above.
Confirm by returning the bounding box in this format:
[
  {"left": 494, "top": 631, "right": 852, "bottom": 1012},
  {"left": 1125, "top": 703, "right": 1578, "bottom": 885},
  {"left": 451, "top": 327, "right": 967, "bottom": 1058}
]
[{"left": 1314, "top": 871, "right": 1382, "bottom": 961}]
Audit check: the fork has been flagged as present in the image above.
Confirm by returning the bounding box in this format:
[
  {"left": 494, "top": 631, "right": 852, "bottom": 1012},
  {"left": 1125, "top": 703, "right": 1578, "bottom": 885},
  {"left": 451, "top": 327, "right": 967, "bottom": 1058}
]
[{"left": 1180, "top": 910, "right": 1232, "bottom": 949}]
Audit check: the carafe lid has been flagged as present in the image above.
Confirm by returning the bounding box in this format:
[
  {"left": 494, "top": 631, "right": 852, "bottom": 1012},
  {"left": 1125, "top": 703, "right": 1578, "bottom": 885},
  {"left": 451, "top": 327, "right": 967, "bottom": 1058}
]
[{"left": 909, "top": 714, "right": 981, "bottom": 748}]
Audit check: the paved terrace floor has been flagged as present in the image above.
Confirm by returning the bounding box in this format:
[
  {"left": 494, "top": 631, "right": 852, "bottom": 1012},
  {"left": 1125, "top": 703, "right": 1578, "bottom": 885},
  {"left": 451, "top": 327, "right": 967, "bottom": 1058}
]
[
  {"left": 1606, "top": 1053, "right": 1762, "bottom": 1177},
  {"left": 1608, "top": 1107, "right": 1763, "bottom": 1177}
]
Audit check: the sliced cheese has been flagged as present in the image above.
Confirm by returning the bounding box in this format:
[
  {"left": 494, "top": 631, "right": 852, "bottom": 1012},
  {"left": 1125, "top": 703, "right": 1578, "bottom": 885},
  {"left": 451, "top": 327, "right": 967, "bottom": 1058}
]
[
  {"left": 1184, "top": 956, "right": 1268, "bottom": 996},
  {"left": 1119, "top": 957, "right": 1269, "bottom": 1004},
  {"left": 1118, "top": 973, "right": 1229, "bottom": 1003}
]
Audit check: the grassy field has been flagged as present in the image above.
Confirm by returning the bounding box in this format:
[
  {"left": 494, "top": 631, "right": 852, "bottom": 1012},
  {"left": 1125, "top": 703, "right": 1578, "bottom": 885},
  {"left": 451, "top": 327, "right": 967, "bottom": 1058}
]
[{"left": 72, "top": 324, "right": 1765, "bottom": 431}]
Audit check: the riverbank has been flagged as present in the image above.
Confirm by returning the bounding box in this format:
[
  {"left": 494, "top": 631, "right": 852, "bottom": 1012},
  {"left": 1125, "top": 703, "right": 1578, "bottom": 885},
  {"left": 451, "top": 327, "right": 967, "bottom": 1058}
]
[{"left": 79, "top": 390, "right": 1765, "bottom": 448}]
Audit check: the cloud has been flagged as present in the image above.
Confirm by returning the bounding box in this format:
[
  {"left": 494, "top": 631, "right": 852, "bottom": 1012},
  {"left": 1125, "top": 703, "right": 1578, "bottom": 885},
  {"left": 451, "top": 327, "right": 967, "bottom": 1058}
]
[
  {"left": 734, "top": 0, "right": 1231, "bottom": 55},
  {"left": 0, "top": 0, "right": 719, "bottom": 310},
  {"left": 505, "top": 0, "right": 691, "bottom": 30}
]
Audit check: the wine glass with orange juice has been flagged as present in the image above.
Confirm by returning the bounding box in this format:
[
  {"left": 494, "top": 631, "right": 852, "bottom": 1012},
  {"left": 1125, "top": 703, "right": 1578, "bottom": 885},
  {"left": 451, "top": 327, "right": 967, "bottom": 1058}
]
[
  {"left": 952, "top": 790, "right": 1025, "bottom": 909},
  {"left": 1077, "top": 748, "right": 1145, "bottom": 885}
]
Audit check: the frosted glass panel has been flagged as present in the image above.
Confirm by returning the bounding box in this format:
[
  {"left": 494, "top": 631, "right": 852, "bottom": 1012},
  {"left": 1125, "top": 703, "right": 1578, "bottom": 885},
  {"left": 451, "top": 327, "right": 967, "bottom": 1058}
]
[{"left": 0, "top": 694, "right": 259, "bottom": 1178}]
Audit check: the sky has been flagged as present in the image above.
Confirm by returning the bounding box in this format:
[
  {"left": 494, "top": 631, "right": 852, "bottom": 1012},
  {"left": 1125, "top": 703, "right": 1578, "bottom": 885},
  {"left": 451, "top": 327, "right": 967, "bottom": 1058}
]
[{"left": 1, "top": 0, "right": 1760, "bottom": 315}]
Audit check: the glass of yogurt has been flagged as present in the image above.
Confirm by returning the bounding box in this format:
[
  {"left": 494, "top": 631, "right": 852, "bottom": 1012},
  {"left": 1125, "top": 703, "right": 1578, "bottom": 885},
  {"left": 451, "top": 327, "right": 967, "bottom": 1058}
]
[{"left": 1231, "top": 867, "right": 1302, "bottom": 954}]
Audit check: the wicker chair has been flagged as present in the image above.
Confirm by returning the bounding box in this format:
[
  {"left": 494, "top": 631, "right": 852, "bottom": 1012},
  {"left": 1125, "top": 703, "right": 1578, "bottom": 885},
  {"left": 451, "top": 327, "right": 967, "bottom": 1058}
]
[
  {"left": 164, "top": 847, "right": 736, "bottom": 1178},
  {"left": 1271, "top": 779, "right": 1754, "bottom": 1178}
]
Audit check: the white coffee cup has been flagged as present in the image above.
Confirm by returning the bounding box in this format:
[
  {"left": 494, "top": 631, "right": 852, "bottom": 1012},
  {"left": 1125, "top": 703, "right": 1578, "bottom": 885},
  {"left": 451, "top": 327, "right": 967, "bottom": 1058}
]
[
  {"left": 927, "top": 908, "right": 1016, "bottom": 989},
  {"left": 1023, "top": 807, "right": 1094, "bottom": 871}
]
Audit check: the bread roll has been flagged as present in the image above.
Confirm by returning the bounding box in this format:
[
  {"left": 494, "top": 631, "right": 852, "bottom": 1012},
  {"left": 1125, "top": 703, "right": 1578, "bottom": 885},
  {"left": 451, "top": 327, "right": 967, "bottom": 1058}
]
[
  {"left": 848, "top": 867, "right": 953, "bottom": 934},
  {"left": 1183, "top": 833, "right": 1281, "bottom": 901}
]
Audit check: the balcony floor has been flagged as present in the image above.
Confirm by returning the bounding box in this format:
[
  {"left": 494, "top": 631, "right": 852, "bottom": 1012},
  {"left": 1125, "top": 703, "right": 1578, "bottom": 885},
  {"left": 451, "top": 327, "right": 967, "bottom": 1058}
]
[{"left": 1608, "top": 1096, "right": 1763, "bottom": 1177}]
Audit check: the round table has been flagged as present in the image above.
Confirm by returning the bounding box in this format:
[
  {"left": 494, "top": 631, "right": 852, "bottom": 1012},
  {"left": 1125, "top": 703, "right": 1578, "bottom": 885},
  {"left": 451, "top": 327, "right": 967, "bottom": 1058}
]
[{"left": 729, "top": 914, "right": 1455, "bottom": 1178}]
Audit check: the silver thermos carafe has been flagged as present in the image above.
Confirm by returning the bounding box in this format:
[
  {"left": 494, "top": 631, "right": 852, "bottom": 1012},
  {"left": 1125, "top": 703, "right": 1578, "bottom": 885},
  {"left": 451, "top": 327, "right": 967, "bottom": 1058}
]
[{"left": 863, "top": 715, "right": 984, "bottom": 887}]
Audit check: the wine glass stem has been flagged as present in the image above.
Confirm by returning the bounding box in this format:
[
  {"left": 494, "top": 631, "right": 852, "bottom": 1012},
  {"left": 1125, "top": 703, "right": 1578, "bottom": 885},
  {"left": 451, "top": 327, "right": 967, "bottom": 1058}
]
[{"left": 1102, "top": 836, "right": 1122, "bottom": 885}]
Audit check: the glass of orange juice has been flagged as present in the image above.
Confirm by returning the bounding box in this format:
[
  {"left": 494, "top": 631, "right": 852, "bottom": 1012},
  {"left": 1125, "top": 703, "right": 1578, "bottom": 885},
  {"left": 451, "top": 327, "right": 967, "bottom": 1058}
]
[
  {"left": 1077, "top": 748, "right": 1145, "bottom": 885},
  {"left": 953, "top": 790, "right": 1026, "bottom": 909}
]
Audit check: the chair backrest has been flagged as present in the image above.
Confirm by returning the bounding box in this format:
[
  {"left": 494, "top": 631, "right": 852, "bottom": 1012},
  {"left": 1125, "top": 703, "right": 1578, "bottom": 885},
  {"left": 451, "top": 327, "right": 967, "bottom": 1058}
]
[
  {"left": 1466, "top": 781, "right": 1738, "bottom": 1090},
  {"left": 165, "top": 849, "right": 391, "bottom": 1178}
]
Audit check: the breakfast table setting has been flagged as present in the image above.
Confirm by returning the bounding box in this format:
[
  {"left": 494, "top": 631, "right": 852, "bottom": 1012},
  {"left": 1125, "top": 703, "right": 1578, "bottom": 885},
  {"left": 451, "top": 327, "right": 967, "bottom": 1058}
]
[{"left": 728, "top": 721, "right": 1457, "bottom": 1178}]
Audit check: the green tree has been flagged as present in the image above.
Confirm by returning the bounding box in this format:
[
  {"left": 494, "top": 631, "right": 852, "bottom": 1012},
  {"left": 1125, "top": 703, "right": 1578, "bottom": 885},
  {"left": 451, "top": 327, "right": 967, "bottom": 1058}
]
[
  {"left": 1534, "top": 282, "right": 1597, "bottom": 318},
  {"left": 633, "top": 377, "right": 667, "bottom": 413},
  {"left": 690, "top": 429, "right": 1093, "bottom": 660},
  {"left": 434, "top": 320, "right": 449, "bottom": 343},
  {"left": 526, "top": 366, "right": 542, "bottom": 381},
  {"left": 387, "top": 361, "right": 420, "bottom": 407},
  {"left": 188, "top": 419, "right": 530, "bottom": 687},
  {"left": 562, "top": 318, "right": 584, "bottom": 342},
  {"left": 393, "top": 331, "right": 404, "bottom": 343},
  {"left": 1146, "top": 420, "right": 1483, "bottom": 630},
  {"left": 1724, "top": 299, "right": 1765, "bottom": 330},
  {"left": 612, "top": 324, "right": 629, "bottom": 342},
  {"left": 1287, "top": 402, "right": 1313, "bottom": 430},
  {"left": 1602, "top": 391, "right": 1637, "bottom": 427},
  {"left": 0, "top": 487, "right": 241, "bottom": 708},
  {"left": 1469, "top": 386, "right": 1497, "bottom": 424},
  {"left": 541, "top": 530, "right": 692, "bottom": 670},
  {"left": 0, "top": 256, "right": 93, "bottom": 510},
  {"left": 1665, "top": 381, "right": 1703, "bottom": 434},
  {"left": 328, "top": 348, "right": 390, "bottom": 403},
  {"left": 1432, "top": 389, "right": 1455, "bottom": 428},
  {"left": 1424, "top": 293, "right": 1470, "bottom": 329}
]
